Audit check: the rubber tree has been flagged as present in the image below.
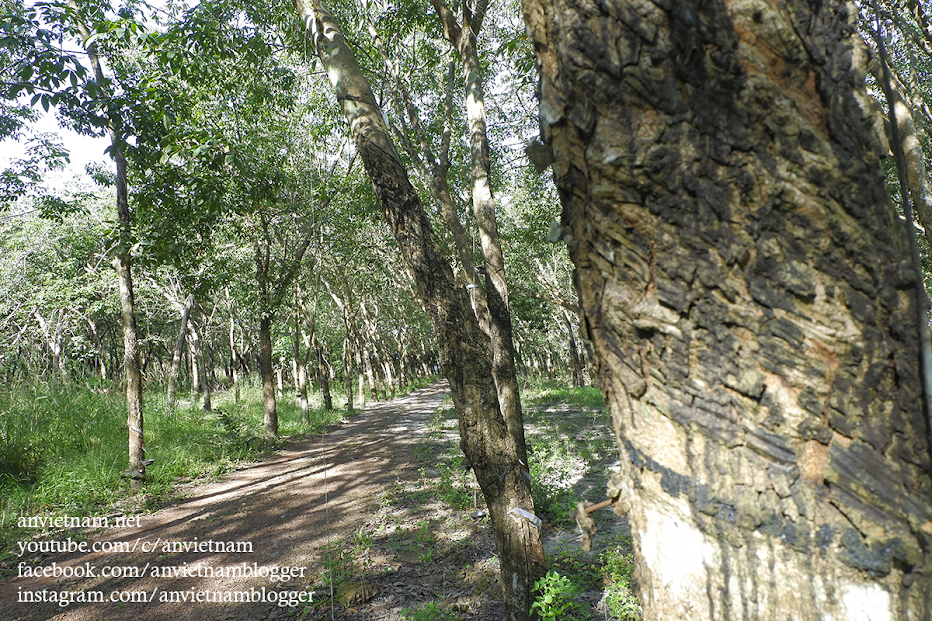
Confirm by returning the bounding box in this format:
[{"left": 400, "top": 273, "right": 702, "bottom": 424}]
[
  {"left": 68, "top": 3, "right": 146, "bottom": 488},
  {"left": 166, "top": 293, "right": 195, "bottom": 410},
  {"left": 429, "top": 0, "right": 529, "bottom": 457},
  {"left": 293, "top": 1, "right": 546, "bottom": 618},
  {"left": 522, "top": 0, "right": 932, "bottom": 617},
  {"left": 2, "top": 0, "right": 149, "bottom": 485}
]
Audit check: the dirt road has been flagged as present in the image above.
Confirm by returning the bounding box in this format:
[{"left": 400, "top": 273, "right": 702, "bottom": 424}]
[{"left": 0, "top": 382, "right": 488, "bottom": 621}]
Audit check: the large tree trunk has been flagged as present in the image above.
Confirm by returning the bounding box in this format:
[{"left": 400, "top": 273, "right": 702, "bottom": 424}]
[
  {"left": 522, "top": 0, "right": 932, "bottom": 617},
  {"left": 295, "top": 2, "right": 546, "bottom": 617}
]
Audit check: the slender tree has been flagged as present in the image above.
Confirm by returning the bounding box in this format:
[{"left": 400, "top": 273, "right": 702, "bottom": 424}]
[
  {"left": 294, "top": 1, "right": 546, "bottom": 617},
  {"left": 67, "top": 3, "right": 146, "bottom": 488}
]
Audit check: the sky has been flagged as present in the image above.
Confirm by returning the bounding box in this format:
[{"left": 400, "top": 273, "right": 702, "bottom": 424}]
[
  {"left": 1, "top": 109, "right": 113, "bottom": 192},
  {"left": 8, "top": 0, "right": 177, "bottom": 192}
]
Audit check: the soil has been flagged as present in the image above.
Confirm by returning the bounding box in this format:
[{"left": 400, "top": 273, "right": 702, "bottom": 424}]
[{"left": 0, "top": 381, "right": 627, "bottom": 621}]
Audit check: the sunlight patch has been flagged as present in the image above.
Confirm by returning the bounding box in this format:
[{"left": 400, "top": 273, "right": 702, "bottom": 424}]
[
  {"left": 842, "top": 583, "right": 891, "bottom": 621},
  {"left": 639, "top": 507, "right": 715, "bottom": 602}
]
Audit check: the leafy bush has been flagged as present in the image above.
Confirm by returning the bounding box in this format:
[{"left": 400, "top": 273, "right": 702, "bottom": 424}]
[
  {"left": 435, "top": 464, "right": 472, "bottom": 510},
  {"left": 530, "top": 570, "right": 587, "bottom": 621}
]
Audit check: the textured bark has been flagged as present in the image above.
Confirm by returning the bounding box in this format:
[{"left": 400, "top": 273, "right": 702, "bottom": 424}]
[
  {"left": 522, "top": 0, "right": 932, "bottom": 617},
  {"left": 167, "top": 294, "right": 195, "bottom": 411},
  {"left": 295, "top": 1, "right": 546, "bottom": 617}
]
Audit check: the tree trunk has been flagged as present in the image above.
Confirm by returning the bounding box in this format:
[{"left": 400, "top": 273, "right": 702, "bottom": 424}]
[
  {"left": 430, "top": 0, "right": 531, "bottom": 478},
  {"left": 295, "top": 307, "right": 310, "bottom": 425},
  {"left": 167, "top": 294, "right": 195, "bottom": 411},
  {"left": 188, "top": 320, "right": 210, "bottom": 412},
  {"left": 522, "top": 0, "right": 932, "bottom": 617},
  {"left": 72, "top": 7, "right": 145, "bottom": 489},
  {"left": 188, "top": 330, "right": 199, "bottom": 395},
  {"left": 343, "top": 333, "right": 355, "bottom": 413},
  {"left": 114, "top": 248, "right": 144, "bottom": 489},
  {"left": 259, "top": 315, "right": 277, "bottom": 436},
  {"left": 87, "top": 317, "right": 107, "bottom": 381},
  {"left": 885, "top": 77, "right": 932, "bottom": 251},
  {"left": 34, "top": 309, "right": 67, "bottom": 382},
  {"left": 295, "top": 3, "right": 546, "bottom": 617},
  {"left": 361, "top": 342, "right": 377, "bottom": 401},
  {"left": 315, "top": 334, "right": 333, "bottom": 411},
  {"left": 230, "top": 312, "right": 240, "bottom": 404},
  {"left": 561, "top": 308, "right": 583, "bottom": 388},
  {"left": 356, "top": 348, "right": 367, "bottom": 407},
  {"left": 205, "top": 337, "right": 215, "bottom": 386}
]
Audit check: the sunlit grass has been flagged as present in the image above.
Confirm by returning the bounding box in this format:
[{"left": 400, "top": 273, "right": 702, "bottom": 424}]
[
  {"left": 521, "top": 378, "right": 605, "bottom": 410},
  {"left": 0, "top": 375, "right": 411, "bottom": 559},
  {"left": 0, "top": 374, "right": 437, "bottom": 533}
]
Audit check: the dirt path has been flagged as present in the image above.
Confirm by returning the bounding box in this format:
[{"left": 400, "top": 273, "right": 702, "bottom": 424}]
[{"left": 1, "top": 381, "right": 490, "bottom": 621}]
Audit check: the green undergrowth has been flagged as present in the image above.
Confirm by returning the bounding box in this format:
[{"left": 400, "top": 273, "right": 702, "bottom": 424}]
[
  {"left": 0, "top": 376, "right": 412, "bottom": 561},
  {"left": 404, "top": 381, "right": 637, "bottom": 620},
  {"left": 521, "top": 378, "right": 605, "bottom": 410},
  {"left": 531, "top": 533, "right": 640, "bottom": 620},
  {"left": 521, "top": 380, "right": 614, "bottom": 525}
]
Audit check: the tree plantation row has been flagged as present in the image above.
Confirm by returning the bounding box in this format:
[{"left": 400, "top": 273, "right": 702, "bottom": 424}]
[
  {"left": 0, "top": 175, "right": 583, "bottom": 414},
  {"left": 5, "top": 0, "right": 932, "bottom": 619}
]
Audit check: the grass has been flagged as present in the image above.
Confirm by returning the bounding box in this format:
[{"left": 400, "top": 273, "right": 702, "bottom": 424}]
[
  {"left": 521, "top": 378, "right": 605, "bottom": 410},
  {"left": 601, "top": 534, "right": 641, "bottom": 620},
  {"left": 0, "top": 374, "right": 434, "bottom": 565},
  {"left": 1, "top": 374, "right": 639, "bottom": 618},
  {"left": 409, "top": 382, "right": 638, "bottom": 619}
]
